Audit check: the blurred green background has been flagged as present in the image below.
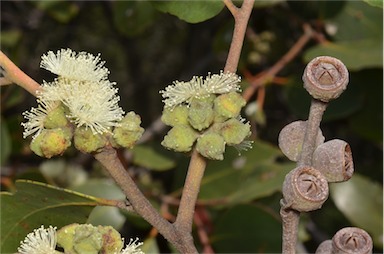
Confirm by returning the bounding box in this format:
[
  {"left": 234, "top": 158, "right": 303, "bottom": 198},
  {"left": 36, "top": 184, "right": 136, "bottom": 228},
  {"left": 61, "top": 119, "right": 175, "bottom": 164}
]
[{"left": 1, "top": 1, "right": 382, "bottom": 253}]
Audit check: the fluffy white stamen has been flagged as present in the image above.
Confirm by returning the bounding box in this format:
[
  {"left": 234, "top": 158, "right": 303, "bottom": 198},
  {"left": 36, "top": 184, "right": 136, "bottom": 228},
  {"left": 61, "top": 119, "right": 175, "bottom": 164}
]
[{"left": 18, "top": 225, "right": 57, "bottom": 254}]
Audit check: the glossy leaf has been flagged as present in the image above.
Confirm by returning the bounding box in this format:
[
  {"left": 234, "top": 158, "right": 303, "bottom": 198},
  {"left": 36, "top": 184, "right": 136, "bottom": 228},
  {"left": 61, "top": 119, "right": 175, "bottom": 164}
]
[
  {"left": 152, "top": 1, "right": 224, "bottom": 23},
  {"left": 211, "top": 204, "right": 282, "bottom": 253},
  {"left": 0, "top": 180, "right": 100, "bottom": 252},
  {"left": 132, "top": 145, "right": 176, "bottom": 171},
  {"left": 363, "top": 0, "right": 383, "bottom": 8},
  {"left": 331, "top": 174, "right": 383, "bottom": 248}
]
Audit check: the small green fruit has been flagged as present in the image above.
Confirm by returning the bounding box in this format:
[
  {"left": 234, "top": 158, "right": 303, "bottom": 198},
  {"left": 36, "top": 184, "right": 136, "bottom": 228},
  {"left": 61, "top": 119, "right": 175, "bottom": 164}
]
[
  {"left": 98, "top": 225, "right": 124, "bottom": 253},
  {"left": 44, "top": 103, "right": 69, "bottom": 129},
  {"left": 74, "top": 127, "right": 107, "bottom": 153},
  {"left": 214, "top": 92, "right": 246, "bottom": 119},
  {"left": 57, "top": 223, "right": 79, "bottom": 252},
  {"left": 161, "top": 105, "right": 189, "bottom": 126},
  {"left": 162, "top": 125, "right": 198, "bottom": 152},
  {"left": 220, "top": 118, "right": 251, "bottom": 145},
  {"left": 188, "top": 97, "right": 215, "bottom": 131},
  {"left": 73, "top": 224, "right": 103, "bottom": 254},
  {"left": 113, "top": 112, "right": 144, "bottom": 149},
  {"left": 30, "top": 127, "right": 72, "bottom": 158},
  {"left": 196, "top": 132, "right": 226, "bottom": 160}
]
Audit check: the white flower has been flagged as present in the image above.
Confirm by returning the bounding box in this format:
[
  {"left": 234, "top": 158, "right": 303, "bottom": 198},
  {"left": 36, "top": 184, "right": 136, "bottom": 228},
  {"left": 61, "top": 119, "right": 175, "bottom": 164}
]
[
  {"left": 160, "top": 71, "right": 241, "bottom": 108},
  {"left": 21, "top": 100, "right": 60, "bottom": 139},
  {"left": 120, "top": 238, "right": 144, "bottom": 254},
  {"left": 40, "top": 48, "right": 109, "bottom": 83},
  {"left": 18, "top": 225, "right": 58, "bottom": 254}
]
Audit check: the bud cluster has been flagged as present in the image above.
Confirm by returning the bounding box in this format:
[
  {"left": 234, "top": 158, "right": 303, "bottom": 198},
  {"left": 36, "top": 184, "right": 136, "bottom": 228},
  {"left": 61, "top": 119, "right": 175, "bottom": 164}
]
[{"left": 160, "top": 73, "right": 251, "bottom": 160}]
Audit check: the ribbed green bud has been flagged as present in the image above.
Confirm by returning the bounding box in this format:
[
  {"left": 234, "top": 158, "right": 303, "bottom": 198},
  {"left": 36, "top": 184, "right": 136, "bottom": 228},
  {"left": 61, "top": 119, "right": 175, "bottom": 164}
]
[
  {"left": 98, "top": 225, "right": 124, "bottom": 253},
  {"left": 162, "top": 125, "right": 198, "bottom": 152},
  {"left": 214, "top": 92, "right": 246, "bottom": 119},
  {"left": 74, "top": 127, "right": 107, "bottom": 153},
  {"left": 30, "top": 127, "right": 72, "bottom": 158},
  {"left": 43, "top": 103, "right": 69, "bottom": 129},
  {"left": 188, "top": 97, "right": 215, "bottom": 131},
  {"left": 113, "top": 111, "right": 144, "bottom": 149},
  {"left": 57, "top": 223, "right": 78, "bottom": 252},
  {"left": 72, "top": 224, "right": 103, "bottom": 254},
  {"left": 196, "top": 132, "right": 226, "bottom": 160},
  {"left": 161, "top": 105, "right": 189, "bottom": 126},
  {"left": 220, "top": 119, "right": 251, "bottom": 145}
]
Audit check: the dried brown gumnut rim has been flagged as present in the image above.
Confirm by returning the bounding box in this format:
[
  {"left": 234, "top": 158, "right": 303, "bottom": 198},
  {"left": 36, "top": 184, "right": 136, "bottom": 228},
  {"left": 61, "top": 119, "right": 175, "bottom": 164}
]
[
  {"left": 312, "top": 139, "right": 354, "bottom": 183},
  {"left": 332, "top": 227, "right": 373, "bottom": 254},
  {"left": 303, "top": 56, "right": 349, "bottom": 102},
  {"left": 278, "top": 120, "right": 325, "bottom": 162},
  {"left": 282, "top": 166, "right": 329, "bottom": 212}
]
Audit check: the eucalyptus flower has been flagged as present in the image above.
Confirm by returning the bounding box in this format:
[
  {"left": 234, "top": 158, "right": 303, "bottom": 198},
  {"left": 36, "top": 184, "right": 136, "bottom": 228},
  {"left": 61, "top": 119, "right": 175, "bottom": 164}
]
[
  {"left": 18, "top": 225, "right": 59, "bottom": 254},
  {"left": 121, "top": 238, "right": 144, "bottom": 254},
  {"left": 160, "top": 71, "right": 241, "bottom": 108}
]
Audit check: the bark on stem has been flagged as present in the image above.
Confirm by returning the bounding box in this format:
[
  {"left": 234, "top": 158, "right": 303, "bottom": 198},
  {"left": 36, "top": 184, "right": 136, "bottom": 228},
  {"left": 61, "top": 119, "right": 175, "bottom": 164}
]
[
  {"left": 0, "top": 51, "right": 41, "bottom": 96},
  {"left": 94, "top": 147, "right": 198, "bottom": 253}
]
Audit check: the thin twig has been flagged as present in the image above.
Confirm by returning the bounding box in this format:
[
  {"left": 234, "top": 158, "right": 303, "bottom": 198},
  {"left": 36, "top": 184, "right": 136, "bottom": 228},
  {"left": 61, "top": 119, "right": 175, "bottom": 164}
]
[{"left": 223, "top": 0, "right": 239, "bottom": 17}]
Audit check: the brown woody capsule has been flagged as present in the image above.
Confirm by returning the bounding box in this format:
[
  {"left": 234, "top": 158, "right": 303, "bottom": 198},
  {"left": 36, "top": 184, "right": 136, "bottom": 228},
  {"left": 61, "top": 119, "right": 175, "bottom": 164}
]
[
  {"left": 315, "top": 240, "right": 333, "bottom": 254},
  {"left": 303, "top": 56, "right": 349, "bottom": 102},
  {"left": 332, "top": 227, "right": 373, "bottom": 254},
  {"left": 312, "top": 139, "right": 354, "bottom": 183},
  {"left": 282, "top": 166, "right": 329, "bottom": 212},
  {"left": 278, "top": 120, "right": 325, "bottom": 162}
]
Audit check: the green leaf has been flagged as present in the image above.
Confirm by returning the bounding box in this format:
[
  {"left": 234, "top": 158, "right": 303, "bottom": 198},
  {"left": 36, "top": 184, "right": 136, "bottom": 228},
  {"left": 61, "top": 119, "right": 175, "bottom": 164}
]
[
  {"left": 331, "top": 174, "right": 383, "bottom": 248},
  {"left": 199, "top": 140, "right": 294, "bottom": 205},
  {"left": 0, "top": 118, "right": 11, "bottom": 166},
  {"left": 363, "top": 0, "right": 383, "bottom": 8},
  {"left": 152, "top": 1, "right": 225, "bottom": 23},
  {"left": 211, "top": 204, "right": 282, "bottom": 252},
  {"left": 0, "top": 30, "right": 22, "bottom": 47},
  {"left": 0, "top": 180, "right": 99, "bottom": 252},
  {"left": 132, "top": 145, "right": 176, "bottom": 171},
  {"left": 33, "top": 1, "right": 79, "bottom": 23}
]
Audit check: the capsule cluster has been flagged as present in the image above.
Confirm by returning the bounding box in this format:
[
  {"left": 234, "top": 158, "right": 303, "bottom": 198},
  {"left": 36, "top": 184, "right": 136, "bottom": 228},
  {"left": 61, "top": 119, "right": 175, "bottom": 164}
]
[{"left": 161, "top": 91, "right": 251, "bottom": 160}]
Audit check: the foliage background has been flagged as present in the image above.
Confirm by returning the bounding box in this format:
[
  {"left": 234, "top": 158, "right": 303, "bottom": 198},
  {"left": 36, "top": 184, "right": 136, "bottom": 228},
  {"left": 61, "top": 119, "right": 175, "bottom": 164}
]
[{"left": 1, "top": 1, "right": 382, "bottom": 253}]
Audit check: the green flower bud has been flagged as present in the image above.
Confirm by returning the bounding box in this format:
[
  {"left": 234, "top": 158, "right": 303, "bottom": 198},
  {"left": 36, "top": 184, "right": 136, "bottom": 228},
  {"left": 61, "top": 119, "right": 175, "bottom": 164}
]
[
  {"left": 97, "top": 225, "right": 124, "bottom": 253},
  {"left": 74, "top": 127, "right": 107, "bottom": 153},
  {"left": 43, "top": 103, "right": 69, "bottom": 129},
  {"left": 57, "top": 223, "right": 79, "bottom": 252},
  {"left": 162, "top": 125, "right": 198, "bottom": 152},
  {"left": 73, "top": 224, "right": 103, "bottom": 254},
  {"left": 113, "top": 111, "right": 144, "bottom": 149},
  {"left": 161, "top": 105, "right": 189, "bottom": 126},
  {"left": 30, "top": 127, "right": 72, "bottom": 158},
  {"left": 220, "top": 118, "right": 251, "bottom": 145},
  {"left": 214, "top": 92, "right": 246, "bottom": 119},
  {"left": 188, "top": 97, "right": 215, "bottom": 131},
  {"left": 196, "top": 132, "right": 226, "bottom": 160}
]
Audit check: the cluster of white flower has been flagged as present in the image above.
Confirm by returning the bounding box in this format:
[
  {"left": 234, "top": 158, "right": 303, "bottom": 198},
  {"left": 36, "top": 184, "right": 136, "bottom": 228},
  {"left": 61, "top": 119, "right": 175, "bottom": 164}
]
[
  {"left": 22, "top": 48, "right": 125, "bottom": 139},
  {"left": 18, "top": 225, "right": 144, "bottom": 254},
  {"left": 160, "top": 71, "right": 241, "bottom": 109}
]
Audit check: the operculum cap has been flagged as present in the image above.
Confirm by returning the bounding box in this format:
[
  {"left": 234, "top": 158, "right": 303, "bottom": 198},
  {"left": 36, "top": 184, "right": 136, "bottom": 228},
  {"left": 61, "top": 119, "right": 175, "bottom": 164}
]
[
  {"left": 214, "top": 91, "right": 246, "bottom": 120},
  {"left": 43, "top": 102, "right": 69, "bottom": 129},
  {"left": 219, "top": 118, "right": 251, "bottom": 145},
  {"left": 161, "top": 105, "right": 189, "bottom": 126},
  {"left": 161, "top": 124, "right": 198, "bottom": 152},
  {"left": 188, "top": 97, "right": 215, "bottom": 131},
  {"left": 30, "top": 127, "right": 72, "bottom": 158},
  {"left": 196, "top": 132, "right": 226, "bottom": 160},
  {"left": 74, "top": 127, "right": 107, "bottom": 153},
  {"left": 113, "top": 111, "right": 144, "bottom": 149}
]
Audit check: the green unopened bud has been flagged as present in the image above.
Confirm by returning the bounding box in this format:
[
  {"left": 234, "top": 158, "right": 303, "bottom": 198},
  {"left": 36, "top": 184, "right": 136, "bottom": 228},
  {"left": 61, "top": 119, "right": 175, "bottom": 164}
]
[
  {"left": 161, "top": 105, "right": 189, "bottom": 126},
  {"left": 74, "top": 127, "right": 107, "bottom": 153},
  {"left": 98, "top": 225, "right": 124, "bottom": 253},
  {"left": 162, "top": 125, "right": 198, "bottom": 152},
  {"left": 73, "top": 224, "right": 103, "bottom": 254},
  {"left": 214, "top": 92, "right": 246, "bottom": 119},
  {"left": 57, "top": 223, "right": 79, "bottom": 252},
  {"left": 44, "top": 103, "right": 69, "bottom": 129},
  {"left": 113, "top": 112, "right": 144, "bottom": 149},
  {"left": 30, "top": 127, "right": 72, "bottom": 158},
  {"left": 220, "top": 118, "right": 251, "bottom": 145},
  {"left": 196, "top": 132, "right": 226, "bottom": 160},
  {"left": 188, "top": 97, "right": 215, "bottom": 131}
]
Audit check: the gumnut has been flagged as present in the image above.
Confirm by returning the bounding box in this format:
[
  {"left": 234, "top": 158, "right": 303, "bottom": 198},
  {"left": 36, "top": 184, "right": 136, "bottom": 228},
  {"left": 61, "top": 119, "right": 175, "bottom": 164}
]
[
  {"left": 282, "top": 166, "right": 329, "bottom": 212},
  {"left": 332, "top": 227, "right": 373, "bottom": 254},
  {"left": 278, "top": 120, "right": 324, "bottom": 162},
  {"left": 219, "top": 118, "right": 251, "bottom": 145},
  {"left": 303, "top": 56, "right": 349, "bottom": 102},
  {"left": 74, "top": 127, "right": 107, "bottom": 153},
  {"left": 30, "top": 127, "right": 72, "bottom": 158},
  {"left": 43, "top": 102, "right": 69, "bottom": 129},
  {"left": 162, "top": 125, "right": 198, "bottom": 152},
  {"left": 312, "top": 139, "right": 354, "bottom": 182},
  {"left": 97, "top": 225, "right": 124, "bottom": 253},
  {"left": 214, "top": 91, "right": 246, "bottom": 120},
  {"left": 196, "top": 132, "right": 226, "bottom": 160},
  {"left": 315, "top": 240, "right": 333, "bottom": 254},
  {"left": 113, "top": 111, "right": 144, "bottom": 149},
  {"left": 161, "top": 105, "right": 189, "bottom": 126},
  {"left": 188, "top": 96, "right": 215, "bottom": 131}
]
